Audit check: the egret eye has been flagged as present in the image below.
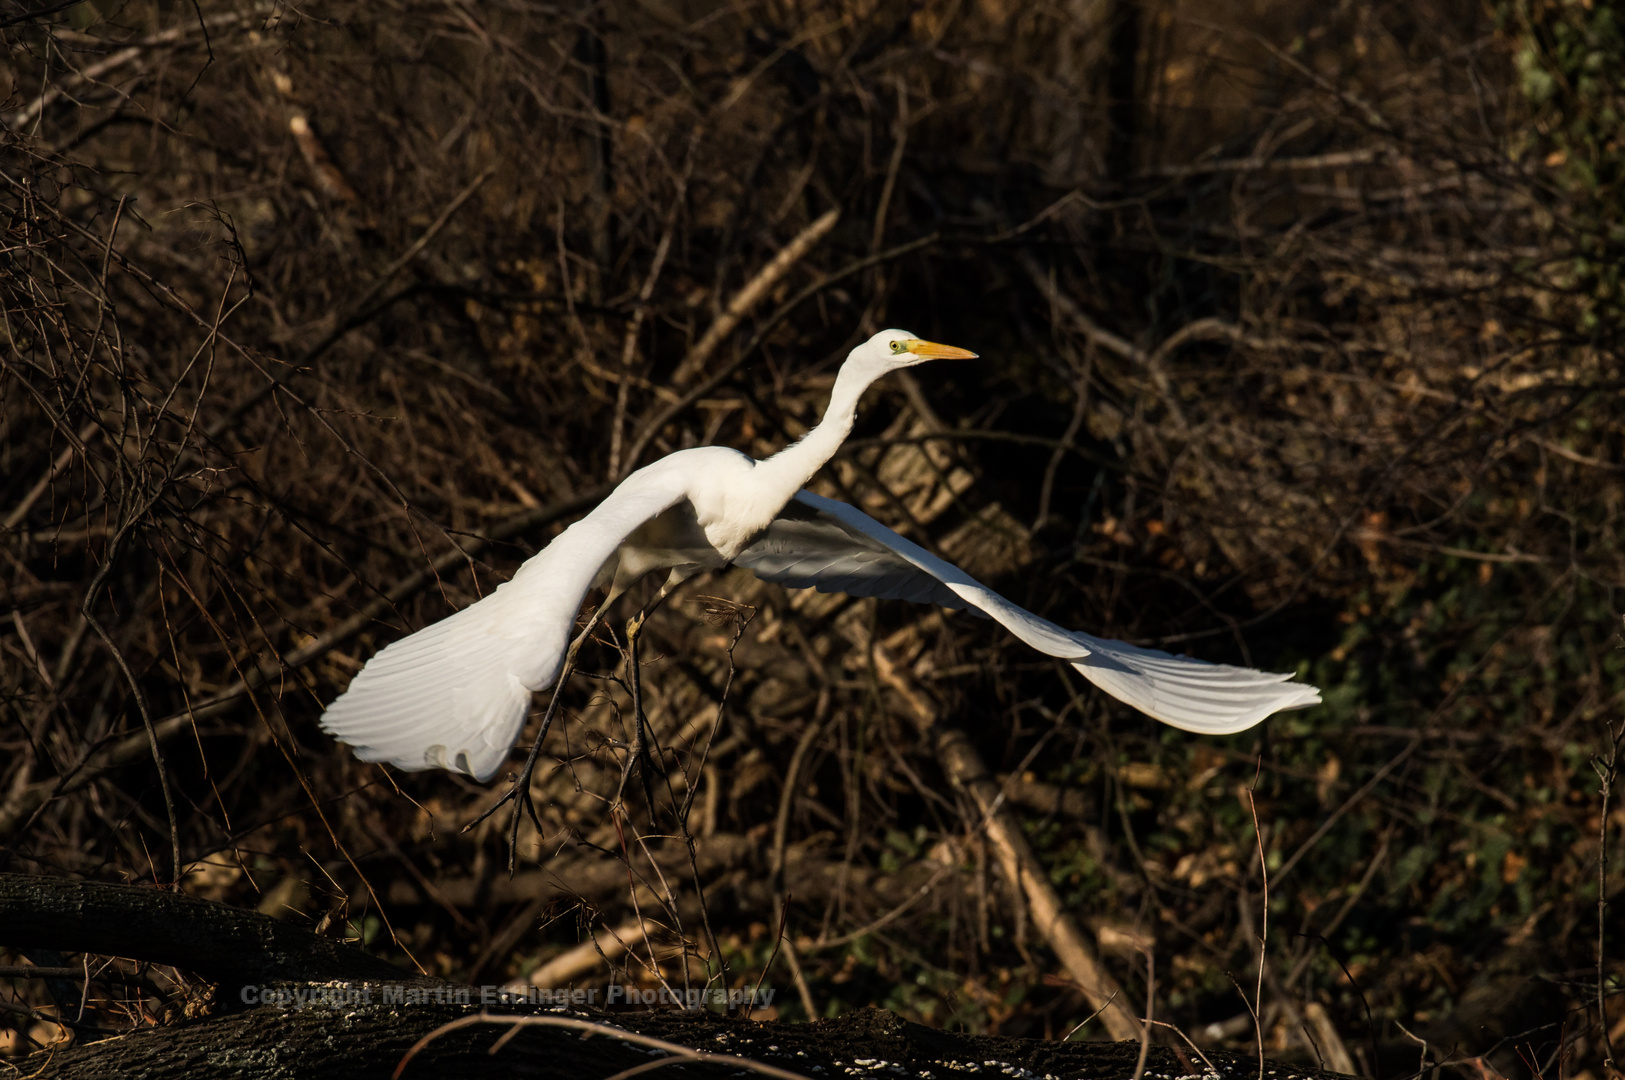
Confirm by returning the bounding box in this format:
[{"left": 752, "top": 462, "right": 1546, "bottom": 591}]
[{"left": 889, "top": 340, "right": 906, "bottom": 354}]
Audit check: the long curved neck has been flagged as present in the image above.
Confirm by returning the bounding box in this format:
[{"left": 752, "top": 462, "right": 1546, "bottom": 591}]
[{"left": 751, "top": 359, "right": 881, "bottom": 507}]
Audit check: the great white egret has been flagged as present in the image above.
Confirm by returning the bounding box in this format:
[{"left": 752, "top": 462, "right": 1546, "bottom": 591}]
[{"left": 320, "top": 329, "right": 1321, "bottom": 782}]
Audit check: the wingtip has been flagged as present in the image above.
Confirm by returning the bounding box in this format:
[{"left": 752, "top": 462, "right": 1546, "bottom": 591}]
[{"left": 1071, "top": 643, "right": 1325, "bottom": 736}]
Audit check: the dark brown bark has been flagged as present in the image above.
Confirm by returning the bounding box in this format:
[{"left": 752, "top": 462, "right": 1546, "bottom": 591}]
[
  {"left": 0, "top": 872, "right": 419, "bottom": 1000},
  {"left": 3, "top": 870, "right": 1356, "bottom": 1080},
  {"left": 25, "top": 999, "right": 1349, "bottom": 1080}
]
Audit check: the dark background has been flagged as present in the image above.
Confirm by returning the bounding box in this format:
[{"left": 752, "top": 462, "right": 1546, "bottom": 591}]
[{"left": 2, "top": 0, "right": 1622, "bottom": 1072}]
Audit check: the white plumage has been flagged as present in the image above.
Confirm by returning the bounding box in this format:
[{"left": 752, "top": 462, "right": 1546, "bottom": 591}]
[
  {"left": 736, "top": 492, "right": 1321, "bottom": 734},
  {"left": 319, "top": 456, "right": 695, "bottom": 780},
  {"left": 320, "top": 330, "right": 1320, "bottom": 781}
]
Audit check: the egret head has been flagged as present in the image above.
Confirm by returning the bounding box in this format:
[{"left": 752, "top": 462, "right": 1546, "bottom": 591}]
[{"left": 849, "top": 328, "right": 979, "bottom": 374}]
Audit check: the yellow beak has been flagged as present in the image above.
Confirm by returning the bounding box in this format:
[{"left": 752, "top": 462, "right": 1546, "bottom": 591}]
[{"left": 905, "top": 339, "right": 979, "bottom": 359}]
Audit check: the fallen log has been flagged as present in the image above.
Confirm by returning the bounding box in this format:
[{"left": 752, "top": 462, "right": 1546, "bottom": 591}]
[
  {"left": 0, "top": 872, "right": 420, "bottom": 1002},
  {"left": 1, "top": 872, "right": 1351, "bottom": 1080}
]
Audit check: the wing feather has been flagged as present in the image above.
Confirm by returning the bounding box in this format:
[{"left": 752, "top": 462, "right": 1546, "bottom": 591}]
[
  {"left": 736, "top": 491, "right": 1320, "bottom": 735},
  {"left": 319, "top": 458, "right": 696, "bottom": 781},
  {"left": 735, "top": 510, "right": 976, "bottom": 613}
]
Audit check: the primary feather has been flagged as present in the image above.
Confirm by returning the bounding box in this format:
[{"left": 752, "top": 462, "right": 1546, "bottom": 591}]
[
  {"left": 319, "top": 457, "right": 694, "bottom": 780},
  {"left": 736, "top": 492, "right": 1321, "bottom": 734}
]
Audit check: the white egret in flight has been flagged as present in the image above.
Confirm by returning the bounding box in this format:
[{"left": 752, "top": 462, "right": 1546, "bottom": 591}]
[{"left": 320, "top": 329, "right": 1321, "bottom": 783}]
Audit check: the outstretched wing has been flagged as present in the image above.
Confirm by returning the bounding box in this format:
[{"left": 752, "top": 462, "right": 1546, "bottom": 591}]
[
  {"left": 735, "top": 491, "right": 1321, "bottom": 734},
  {"left": 319, "top": 458, "right": 695, "bottom": 781},
  {"left": 734, "top": 497, "right": 981, "bottom": 613}
]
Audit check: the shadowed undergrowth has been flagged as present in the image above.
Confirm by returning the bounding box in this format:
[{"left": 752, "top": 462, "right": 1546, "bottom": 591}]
[{"left": 1, "top": 0, "right": 1622, "bottom": 1073}]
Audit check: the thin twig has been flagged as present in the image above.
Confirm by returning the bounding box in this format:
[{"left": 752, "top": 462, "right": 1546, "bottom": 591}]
[
  {"left": 1247, "top": 758, "right": 1268, "bottom": 1080},
  {"left": 745, "top": 894, "right": 792, "bottom": 1021},
  {"left": 1132, "top": 948, "right": 1155, "bottom": 1080},
  {"left": 617, "top": 230, "right": 940, "bottom": 475},
  {"left": 80, "top": 500, "right": 181, "bottom": 888},
  {"left": 1063, "top": 989, "right": 1122, "bottom": 1041},
  {"left": 1592, "top": 715, "right": 1625, "bottom": 1070},
  {"left": 391, "top": 1012, "right": 812, "bottom": 1080},
  {"left": 667, "top": 208, "right": 840, "bottom": 387}
]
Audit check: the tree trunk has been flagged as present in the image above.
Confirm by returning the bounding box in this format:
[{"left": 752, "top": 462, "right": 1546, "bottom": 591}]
[
  {"left": 25, "top": 998, "right": 1346, "bottom": 1080},
  {"left": 2, "top": 872, "right": 1350, "bottom": 1079},
  {"left": 0, "top": 873, "right": 423, "bottom": 1003}
]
